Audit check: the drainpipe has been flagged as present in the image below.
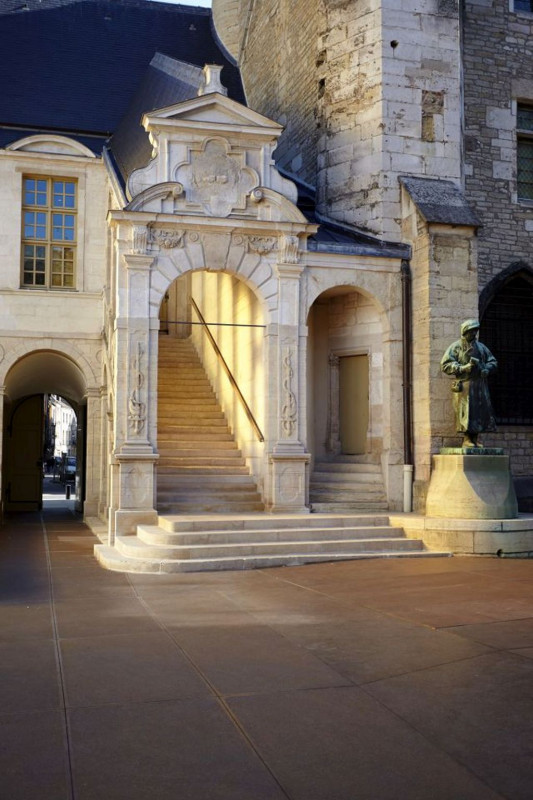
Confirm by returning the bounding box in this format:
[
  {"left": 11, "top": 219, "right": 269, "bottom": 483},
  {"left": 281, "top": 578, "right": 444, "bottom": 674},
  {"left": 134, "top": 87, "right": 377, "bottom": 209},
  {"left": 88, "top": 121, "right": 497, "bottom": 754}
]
[{"left": 401, "top": 259, "right": 414, "bottom": 512}]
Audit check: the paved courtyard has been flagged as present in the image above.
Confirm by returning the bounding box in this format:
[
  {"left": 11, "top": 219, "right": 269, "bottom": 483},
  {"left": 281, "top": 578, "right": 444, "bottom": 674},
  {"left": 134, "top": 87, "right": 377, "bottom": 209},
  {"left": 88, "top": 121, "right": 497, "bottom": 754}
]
[{"left": 2, "top": 499, "right": 533, "bottom": 799}]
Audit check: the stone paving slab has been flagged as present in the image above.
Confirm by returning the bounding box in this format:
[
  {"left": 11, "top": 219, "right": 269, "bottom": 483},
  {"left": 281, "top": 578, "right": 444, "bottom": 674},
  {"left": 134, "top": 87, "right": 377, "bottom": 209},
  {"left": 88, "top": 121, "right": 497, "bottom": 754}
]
[{"left": 2, "top": 506, "right": 533, "bottom": 798}]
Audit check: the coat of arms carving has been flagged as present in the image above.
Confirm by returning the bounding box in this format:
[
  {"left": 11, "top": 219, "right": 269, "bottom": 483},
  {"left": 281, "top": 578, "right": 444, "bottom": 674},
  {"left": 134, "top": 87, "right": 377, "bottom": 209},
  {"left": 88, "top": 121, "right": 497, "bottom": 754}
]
[{"left": 177, "top": 137, "right": 259, "bottom": 217}]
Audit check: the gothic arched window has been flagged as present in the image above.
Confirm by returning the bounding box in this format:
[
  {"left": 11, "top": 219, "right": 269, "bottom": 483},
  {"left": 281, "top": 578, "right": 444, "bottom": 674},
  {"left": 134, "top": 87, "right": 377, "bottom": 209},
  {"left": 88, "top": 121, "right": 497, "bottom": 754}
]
[{"left": 481, "top": 270, "right": 533, "bottom": 424}]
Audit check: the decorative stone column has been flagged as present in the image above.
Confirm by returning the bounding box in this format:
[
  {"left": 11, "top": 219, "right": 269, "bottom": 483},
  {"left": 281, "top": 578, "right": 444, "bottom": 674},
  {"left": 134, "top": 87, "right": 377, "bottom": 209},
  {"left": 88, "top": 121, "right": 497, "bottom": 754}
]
[
  {"left": 112, "top": 236, "right": 159, "bottom": 536},
  {"left": 268, "top": 235, "right": 310, "bottom": 513}
]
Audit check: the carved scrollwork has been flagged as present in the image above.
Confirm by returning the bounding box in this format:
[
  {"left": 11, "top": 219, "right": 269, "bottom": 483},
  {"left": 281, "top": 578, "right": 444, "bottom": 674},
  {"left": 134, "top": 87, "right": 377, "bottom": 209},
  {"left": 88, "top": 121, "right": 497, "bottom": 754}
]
[
  {"left": 281, "top": 346, "right": 298, "bottom": 438},
  {"left": 128, "top": 340, "right": 146, "bottom": 436},
  {"left": 278, "top": 234, "right": 300, "bottom": 265},
  {"left": 248, "top": 236, "right": 276, "bottom": 256},
  {"left": 151, "top": 228, "right": 184, "bottom": 249},
  {"left": 132, "top": 225, "right": 148, "bottom": 254}
]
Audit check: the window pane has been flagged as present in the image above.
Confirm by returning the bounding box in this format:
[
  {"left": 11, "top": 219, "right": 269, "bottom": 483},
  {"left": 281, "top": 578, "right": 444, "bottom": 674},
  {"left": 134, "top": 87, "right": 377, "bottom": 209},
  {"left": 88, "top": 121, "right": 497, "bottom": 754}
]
[
  {"left": 515, "top": 1, "right": 533, "bottom": 13},
  {"left": 518, "top": 138, "right": 533, "bottom": 199},
  {"left": 518, "top": 105, "right": 533, "bottom": 131},
  {"left": 35, "top": 273, "right": 45, "bottom": 285}
]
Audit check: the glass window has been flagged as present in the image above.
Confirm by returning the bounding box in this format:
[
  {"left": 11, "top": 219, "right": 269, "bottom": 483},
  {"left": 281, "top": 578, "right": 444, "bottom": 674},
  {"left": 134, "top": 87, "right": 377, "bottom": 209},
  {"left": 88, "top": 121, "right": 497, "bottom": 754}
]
[
  {"left": 515, "top": 1, "right": 533, "bottom": 13},
  {"left": 517, "top": 104, "right": 533, "bottom": 202},
  {"left": 21, "top": 176, "right": 77, "bottom": 288}
]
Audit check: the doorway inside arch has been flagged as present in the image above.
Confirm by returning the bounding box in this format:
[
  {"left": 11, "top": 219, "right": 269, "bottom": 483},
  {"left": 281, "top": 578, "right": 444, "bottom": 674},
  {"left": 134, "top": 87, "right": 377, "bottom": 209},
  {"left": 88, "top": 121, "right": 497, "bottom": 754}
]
[
  {"left": 306, "top": 286, "right": 388, "bottom": 512},
  {"left": 157, "top": 270, "right": 266, "bottom": 513},
  {"left": 2, "top": 351, "right": 87, "bottom": 514}
]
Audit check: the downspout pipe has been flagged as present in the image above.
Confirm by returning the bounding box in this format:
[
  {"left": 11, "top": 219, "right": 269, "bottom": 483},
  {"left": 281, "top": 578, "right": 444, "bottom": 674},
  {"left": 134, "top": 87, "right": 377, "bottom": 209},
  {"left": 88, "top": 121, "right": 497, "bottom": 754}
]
[{"left": 401, "top": 258, "right": 414, "bottom": 512}]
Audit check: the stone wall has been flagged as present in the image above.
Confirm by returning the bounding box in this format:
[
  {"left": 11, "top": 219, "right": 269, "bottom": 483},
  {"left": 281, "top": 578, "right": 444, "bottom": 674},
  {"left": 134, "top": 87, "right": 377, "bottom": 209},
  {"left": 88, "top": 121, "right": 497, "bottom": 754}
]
[
  {"left": 236, "top": 0, "right": 325, "bottom": 187},
  {"left": 463, "top": 0, "right": 533, "bottom": 290},
  {"left": 218, "top": 0, "right": 463, "bottom": 239}
]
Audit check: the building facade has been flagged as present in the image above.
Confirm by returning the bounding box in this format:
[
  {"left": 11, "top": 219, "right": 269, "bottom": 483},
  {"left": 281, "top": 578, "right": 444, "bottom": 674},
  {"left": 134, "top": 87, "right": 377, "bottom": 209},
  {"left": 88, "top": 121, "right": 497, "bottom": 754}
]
[{"left": 0, "top": 0, "right": 531, "bottom": 552}]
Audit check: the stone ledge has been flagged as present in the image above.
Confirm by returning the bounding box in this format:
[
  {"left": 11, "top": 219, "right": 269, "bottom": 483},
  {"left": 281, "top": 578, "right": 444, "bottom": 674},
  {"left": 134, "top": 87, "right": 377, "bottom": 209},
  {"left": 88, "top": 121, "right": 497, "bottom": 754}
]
[{"left": 389, "top": 513, "right": 533, "bottom": 556}]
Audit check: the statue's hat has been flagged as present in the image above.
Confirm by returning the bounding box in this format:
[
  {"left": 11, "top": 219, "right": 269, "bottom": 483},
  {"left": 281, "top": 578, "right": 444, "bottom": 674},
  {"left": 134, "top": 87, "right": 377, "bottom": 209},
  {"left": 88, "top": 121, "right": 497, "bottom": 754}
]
[{"left": 461, "top": 319, "right": 480, "bottom": 335}]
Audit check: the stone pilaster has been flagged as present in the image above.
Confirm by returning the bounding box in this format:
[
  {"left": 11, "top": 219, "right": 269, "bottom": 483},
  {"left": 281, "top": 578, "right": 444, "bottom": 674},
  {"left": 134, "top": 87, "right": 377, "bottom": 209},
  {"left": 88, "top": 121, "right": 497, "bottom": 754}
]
[
  {"left": 268, "top": 236, "right": 310, "bottom": 512},
  {"left": 111, "top": 249, "right": 158, "bottom": 536}
]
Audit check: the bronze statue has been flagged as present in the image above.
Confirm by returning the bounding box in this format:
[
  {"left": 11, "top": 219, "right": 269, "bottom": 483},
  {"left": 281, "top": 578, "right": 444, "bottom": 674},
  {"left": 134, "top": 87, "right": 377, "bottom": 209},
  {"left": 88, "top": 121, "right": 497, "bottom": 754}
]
[{"left": 441, "top": 319, "right": 497, "bottom": 448}]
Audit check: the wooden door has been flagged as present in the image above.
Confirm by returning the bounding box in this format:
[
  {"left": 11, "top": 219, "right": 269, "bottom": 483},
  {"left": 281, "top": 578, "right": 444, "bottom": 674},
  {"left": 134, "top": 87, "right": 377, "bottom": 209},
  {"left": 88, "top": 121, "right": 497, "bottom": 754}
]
[{"left": 339, "top": 355, "right": 368, "bottom": 454}]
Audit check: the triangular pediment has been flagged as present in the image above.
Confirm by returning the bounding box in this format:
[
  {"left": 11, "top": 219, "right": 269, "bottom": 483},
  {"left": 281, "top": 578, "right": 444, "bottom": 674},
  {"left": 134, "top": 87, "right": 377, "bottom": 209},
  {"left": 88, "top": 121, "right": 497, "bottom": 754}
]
[{"left": 143, "top": 93, "right": 283, "bottom": 138}]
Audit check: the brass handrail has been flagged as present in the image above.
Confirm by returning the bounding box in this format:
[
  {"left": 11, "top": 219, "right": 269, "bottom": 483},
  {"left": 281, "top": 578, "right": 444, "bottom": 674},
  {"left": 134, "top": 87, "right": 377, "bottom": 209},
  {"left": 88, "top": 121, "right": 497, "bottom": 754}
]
[{"left": 190, "top": 297, "right": 265, "bottom": 443}]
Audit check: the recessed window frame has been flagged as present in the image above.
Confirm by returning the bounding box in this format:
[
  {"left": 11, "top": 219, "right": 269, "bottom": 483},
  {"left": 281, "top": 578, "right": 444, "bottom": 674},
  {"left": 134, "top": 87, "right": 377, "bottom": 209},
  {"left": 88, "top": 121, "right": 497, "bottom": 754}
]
[{"left": 21, "top": 174, "right": 77, "bottom": 289}]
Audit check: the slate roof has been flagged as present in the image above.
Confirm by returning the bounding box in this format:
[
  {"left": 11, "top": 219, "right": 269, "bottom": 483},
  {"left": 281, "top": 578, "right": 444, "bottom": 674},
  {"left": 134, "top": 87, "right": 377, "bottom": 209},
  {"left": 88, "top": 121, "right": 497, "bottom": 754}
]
[
  {"left": 0, "top": 0, "right": 243, "bottom": 150},
  {"left": 111, "top": 53, "right": 204, "bottom": 184},
  {"left": 399, "top": 176, "right": 480, "bottom": 227}
]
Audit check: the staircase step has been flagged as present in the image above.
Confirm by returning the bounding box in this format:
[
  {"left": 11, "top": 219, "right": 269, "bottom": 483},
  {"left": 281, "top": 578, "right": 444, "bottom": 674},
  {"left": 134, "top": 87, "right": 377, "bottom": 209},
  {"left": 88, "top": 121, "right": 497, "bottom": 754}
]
[
  {"left": 116, "top": 534, "right": 425, "bottom": 561},
  {"left": 137, "top": 523, "right": 407, "bottom": 547},
  {"left": 311, "top": 502, "right": 389, "bottom": 512}
]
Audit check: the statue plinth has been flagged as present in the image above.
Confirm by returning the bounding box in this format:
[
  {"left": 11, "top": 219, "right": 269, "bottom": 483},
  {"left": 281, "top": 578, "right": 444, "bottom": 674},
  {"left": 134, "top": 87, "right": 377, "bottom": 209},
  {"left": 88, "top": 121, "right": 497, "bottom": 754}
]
[{"left": 426, "top": 453, "right": 518, "bottom": 519}]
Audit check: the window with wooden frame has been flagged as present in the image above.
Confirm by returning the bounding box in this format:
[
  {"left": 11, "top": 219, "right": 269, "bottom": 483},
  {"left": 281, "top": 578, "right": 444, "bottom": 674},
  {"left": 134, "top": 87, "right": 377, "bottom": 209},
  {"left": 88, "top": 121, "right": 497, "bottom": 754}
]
[
  {"left": 517, "top": 105, "right": 533, "bottom": 202},
  {"left": 21, "top": 176, "right": 77, "bottom": 288}
]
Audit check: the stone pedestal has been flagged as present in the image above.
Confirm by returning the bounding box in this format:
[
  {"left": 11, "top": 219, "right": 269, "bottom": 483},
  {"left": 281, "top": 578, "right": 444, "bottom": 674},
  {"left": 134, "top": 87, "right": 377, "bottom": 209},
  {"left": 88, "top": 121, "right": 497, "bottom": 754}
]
[{"left": 426, "top": 451, "right": 518, "bottom": 520}]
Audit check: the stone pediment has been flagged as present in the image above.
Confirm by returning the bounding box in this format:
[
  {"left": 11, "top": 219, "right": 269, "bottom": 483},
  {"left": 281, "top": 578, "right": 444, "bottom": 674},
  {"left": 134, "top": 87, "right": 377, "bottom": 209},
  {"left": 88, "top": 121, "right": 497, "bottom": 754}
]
[
  {"left": 127, "top": 91, "right": 298, "bottom": 216},
  {"left": 142, "top": 93, "right": 283, "bottom": 138}
]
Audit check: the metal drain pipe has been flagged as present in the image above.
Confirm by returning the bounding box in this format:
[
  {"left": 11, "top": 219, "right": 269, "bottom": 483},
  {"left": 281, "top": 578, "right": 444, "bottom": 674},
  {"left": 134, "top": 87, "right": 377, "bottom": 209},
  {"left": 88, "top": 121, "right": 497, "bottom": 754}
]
[{"left": 401, "top": 259, "right": 414, "bottom": 512}]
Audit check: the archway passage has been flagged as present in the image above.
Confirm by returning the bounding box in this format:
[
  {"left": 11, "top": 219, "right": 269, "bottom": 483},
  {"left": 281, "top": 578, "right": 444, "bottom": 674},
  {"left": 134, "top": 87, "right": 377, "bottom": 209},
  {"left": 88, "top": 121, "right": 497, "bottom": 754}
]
[
  {"left": 306, "top": 286, "right": 388, "bottom": 512},
  {"left": 157, "top": 270, "right": 266, "bottom": 512},
  {"left": 2, "top": 351, "right": 87, "bottom": 513}
]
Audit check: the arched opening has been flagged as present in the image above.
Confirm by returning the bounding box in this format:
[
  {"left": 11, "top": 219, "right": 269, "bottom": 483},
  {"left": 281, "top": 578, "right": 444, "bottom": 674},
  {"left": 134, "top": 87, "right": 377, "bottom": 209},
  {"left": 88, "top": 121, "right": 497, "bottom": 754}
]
[
  {"left": 306, "top": 286, "right": 388, "bottom": 511},
  {"left": 480, "top": 270, "right": 533, "bottom": 424},
  {"left": 156, "top": 269, "right": 266, "bottom": 512},
  {"left": 2, "top": 351, "right": 87, "bottom": 513}
]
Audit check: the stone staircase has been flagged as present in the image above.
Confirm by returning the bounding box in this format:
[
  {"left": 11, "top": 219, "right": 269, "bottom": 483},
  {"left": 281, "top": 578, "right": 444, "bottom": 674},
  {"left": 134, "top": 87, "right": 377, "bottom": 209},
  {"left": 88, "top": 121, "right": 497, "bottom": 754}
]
[
  {"left": 310, "top": 458, "right": 388, "bottom": 512},
  {"left": 94, "top": 337, "right": 451, "bottom": 574},
  {"left": 94, "top": 512, "right": 450, "bottom": 573},
  {"left": 156, "top": 336, "right": 264, "bottom": 513}
]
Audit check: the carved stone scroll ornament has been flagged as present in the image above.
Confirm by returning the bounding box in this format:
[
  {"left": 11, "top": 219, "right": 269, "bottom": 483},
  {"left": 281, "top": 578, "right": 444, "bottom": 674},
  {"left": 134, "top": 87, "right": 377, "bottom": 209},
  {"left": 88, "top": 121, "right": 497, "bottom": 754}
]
[
  {"left": 132, "top": 225, "right": 148, "bottom": 254},
  {"left": 278, "top": 234, "right": 300, "bottom": 265},
  {"left": 128, "top": 340, "right": 147, "bottom": 436},
  {"left": 247, "top": 236, "right": 276, "bottom": 256},
  {"left": 280, "top": 346, "right": 298, "bottom": 438},
  {"left": 150, "top": 228, "right": 184, "bottom": 249}
]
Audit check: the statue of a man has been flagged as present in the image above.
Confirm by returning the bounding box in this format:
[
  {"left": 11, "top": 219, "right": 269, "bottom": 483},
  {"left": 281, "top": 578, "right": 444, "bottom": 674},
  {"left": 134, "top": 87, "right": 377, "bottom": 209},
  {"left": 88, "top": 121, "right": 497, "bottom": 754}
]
[{"left": 440, "top": 319, "right": 497, "bottom": 448}]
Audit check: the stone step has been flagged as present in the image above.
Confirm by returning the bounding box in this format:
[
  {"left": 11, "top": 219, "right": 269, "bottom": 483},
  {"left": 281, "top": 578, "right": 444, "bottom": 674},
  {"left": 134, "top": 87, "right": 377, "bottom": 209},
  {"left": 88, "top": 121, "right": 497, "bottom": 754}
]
[
  {"left": 158, "top": 513, "right": 392, "bottom": 533},
  {"left": 157, "top": 451, "right": 244, "bottom": 462},
  {"left": 137, "top": 523, "right": 407, "bottom": 547},
  {"left": 116, "top": 534, "right": 425, "bottom": 561},
  {"left": 158, "top": 431, "right": 234, "bottom": 441},
  {"left": 313, "top": 462, "right": 382, "bottom": 474},
  {"left": 310, "top": 487, "right": 387, "bottom": 500},
  {"left": 311, "top": 501, "right": 389, "bottom": 512},
  {"left": 157, "top": 473, "right": 254, "bottom": 486},
  {"left": 311, "top": 472, "right": 383, "bottom": 485},
  {"left": 157, "top": 501, "right": 265, "bottom": 514},
  {"left": 157, "top": 465, "right": 250, "bottom": 477}
]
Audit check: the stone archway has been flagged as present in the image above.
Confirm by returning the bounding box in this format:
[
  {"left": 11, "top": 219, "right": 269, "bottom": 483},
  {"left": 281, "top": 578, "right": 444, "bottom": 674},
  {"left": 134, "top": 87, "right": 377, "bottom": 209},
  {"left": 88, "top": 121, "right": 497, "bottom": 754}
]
[
  {"left": 154, "top": 268, "right": 268, "bottom": 513},
  {"left": 306, "top": 285, "right": 390, "bottom": 512},
  {"left": 1, "top": 350, "right": 90, "bottom": 513}
]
